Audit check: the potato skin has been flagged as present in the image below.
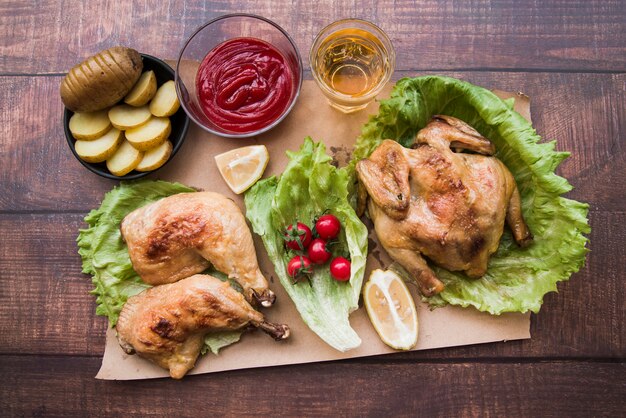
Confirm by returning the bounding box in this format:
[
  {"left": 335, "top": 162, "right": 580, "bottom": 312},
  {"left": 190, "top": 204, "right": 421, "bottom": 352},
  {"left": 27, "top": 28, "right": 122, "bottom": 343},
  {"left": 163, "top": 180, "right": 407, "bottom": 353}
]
[
  {"left": 125, "top": 70, "right": 157, "bottom": 107},
  {"left": 136, "top": 140, "right": 173, "bottom": 172},
  {"left": 61, "top": 46, "right": 143, "bottom": 112}
]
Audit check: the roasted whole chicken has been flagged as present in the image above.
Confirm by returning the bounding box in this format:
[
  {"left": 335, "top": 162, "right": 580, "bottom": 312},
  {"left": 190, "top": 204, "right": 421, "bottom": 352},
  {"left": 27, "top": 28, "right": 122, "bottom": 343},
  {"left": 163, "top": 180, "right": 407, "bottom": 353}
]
[
  {"left": 356, "top": 115, "right": 533, "bottom": 296},
  {"left": 121, "top": 192, "right": 275, "bottom": 307},
  {"left": 116, "top": 274, "right": 290, "bottom": 379}
]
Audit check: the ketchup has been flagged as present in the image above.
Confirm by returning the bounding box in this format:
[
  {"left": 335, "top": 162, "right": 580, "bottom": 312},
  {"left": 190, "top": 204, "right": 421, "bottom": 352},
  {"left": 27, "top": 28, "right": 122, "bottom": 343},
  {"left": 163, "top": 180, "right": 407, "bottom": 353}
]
[{"left": 196, "top": 37, "right": 295, "bottom": 134}]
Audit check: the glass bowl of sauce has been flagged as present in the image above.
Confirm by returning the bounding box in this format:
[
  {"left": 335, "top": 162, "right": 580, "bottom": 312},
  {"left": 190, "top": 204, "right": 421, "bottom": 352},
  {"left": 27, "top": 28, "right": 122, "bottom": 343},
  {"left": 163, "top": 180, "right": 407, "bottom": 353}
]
[{"left": 176, "top": 14, "right": 303, "bottom": 138}]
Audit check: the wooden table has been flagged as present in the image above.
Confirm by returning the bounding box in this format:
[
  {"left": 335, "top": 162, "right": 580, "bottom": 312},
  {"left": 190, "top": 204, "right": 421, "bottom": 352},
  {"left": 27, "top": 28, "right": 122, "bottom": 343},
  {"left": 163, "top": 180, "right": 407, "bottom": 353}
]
[{"left": 1, "top": 1, "right": 624, "bottom": 416}]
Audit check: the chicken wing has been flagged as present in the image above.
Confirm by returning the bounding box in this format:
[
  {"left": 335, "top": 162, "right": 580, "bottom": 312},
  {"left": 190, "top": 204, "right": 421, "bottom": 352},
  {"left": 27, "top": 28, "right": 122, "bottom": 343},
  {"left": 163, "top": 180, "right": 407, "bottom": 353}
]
[
  {"left": 120, "top": 192, "right": 275, "bottom": 307},
  {"left": 116, "top": 274, "right": 290, "bottom": 379},
  {"left": 357, "top": 116, "right": 533, "bottom": 296}
]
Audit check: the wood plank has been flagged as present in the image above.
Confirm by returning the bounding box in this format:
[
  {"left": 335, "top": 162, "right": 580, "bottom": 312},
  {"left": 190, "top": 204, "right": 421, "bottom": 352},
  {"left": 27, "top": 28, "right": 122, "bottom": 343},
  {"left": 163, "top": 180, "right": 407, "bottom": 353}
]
[
  {"left": 1, "top": 1, "right": 623, "bottom": 414},
  {"left": 1, "top": 0, "right": 624, "bottom": 74},
  {"left": 0, "top": 212, "right": 621, "bottom": 359},
  {"left": 1, "top": 72, "right": 624, "bottom": 212},
  {"left": 0, "top": 355, "right": 623, "bottom": 417},
  {"left": 0, "top": 214, "right": 107, "bottom": 356}
]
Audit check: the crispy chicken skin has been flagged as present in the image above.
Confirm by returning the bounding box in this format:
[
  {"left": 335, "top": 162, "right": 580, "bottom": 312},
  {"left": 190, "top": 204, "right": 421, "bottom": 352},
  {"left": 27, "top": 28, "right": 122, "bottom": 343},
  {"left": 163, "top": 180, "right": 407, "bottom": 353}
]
[
  {"left": 120, "top": 192, "right": 275, "bottom": 307},
  {"left": 116, "top": 274, "right": 290, "bottom": 379},
  {"left": 356, "top": 115, "right": 532, "bottom": 296}
]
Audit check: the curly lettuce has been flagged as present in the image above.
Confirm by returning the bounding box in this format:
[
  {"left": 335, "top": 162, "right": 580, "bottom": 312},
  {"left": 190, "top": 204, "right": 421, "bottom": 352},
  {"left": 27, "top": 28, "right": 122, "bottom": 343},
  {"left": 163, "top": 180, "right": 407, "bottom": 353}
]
[
  {"left": 350, "top": 76, "right": 590, "bottom": 314},
  {"left": 77, "top": 180, "right": 240, "bottom": 354},
  {"left": 245, "top": 138, "right": 369, "bottom": 351}
]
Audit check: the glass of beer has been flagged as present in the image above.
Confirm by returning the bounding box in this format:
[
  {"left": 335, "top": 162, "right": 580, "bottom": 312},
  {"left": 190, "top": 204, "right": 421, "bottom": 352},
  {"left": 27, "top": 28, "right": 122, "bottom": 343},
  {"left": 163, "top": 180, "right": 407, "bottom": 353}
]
[{"left": 310, "top": 19, "right": 395, "bottom": 113}]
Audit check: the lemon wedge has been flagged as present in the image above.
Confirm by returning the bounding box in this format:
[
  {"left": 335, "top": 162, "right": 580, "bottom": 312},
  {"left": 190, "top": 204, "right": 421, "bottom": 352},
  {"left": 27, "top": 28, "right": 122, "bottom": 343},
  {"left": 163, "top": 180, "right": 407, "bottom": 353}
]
[
  {"left": 214, "top": 145, "right": 269, "bottom": 194},
  {"left": 363, "top": 269, "right": 418, "bottom": 350}
]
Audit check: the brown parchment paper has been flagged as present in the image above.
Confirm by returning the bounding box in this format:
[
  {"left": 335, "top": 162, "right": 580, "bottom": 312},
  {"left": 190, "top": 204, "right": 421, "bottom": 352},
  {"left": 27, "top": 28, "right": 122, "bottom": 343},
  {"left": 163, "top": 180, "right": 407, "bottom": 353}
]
[{"left": 96, "top": 81, "right": 532, "bottom": 380}]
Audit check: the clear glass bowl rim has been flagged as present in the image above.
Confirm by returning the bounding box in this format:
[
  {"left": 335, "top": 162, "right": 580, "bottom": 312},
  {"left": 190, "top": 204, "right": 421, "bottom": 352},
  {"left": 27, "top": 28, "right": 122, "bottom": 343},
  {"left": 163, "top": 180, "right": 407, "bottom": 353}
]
[
  {"left": 309, "top": 18, "right": 396, "bottom": 102},
  {"left": 175, "top": 13, "right": 304, "bottom": 138}
]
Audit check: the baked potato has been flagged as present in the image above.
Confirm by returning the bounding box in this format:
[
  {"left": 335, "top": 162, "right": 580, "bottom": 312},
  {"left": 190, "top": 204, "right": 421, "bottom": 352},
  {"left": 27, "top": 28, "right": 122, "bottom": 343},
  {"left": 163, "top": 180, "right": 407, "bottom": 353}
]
[
  {"left": 149, "top": 80, "right": 180, "bottom": 117},
  {"left": 106, "top": 140, "right": 143, "bottom": 176},
  {"left": 136, "top": 140, "right": 173, "bottom": 172},
  {"left": 61, "top": 46, "right": 143, "bottom": 112},
  {"left": 74, "top": 128, "right": 123, "bottom": 163},
  {"left": 125, "top": 117, "right": 171, "bottom": 151},
  {"left": 125, "top": 70, "right": 157, "bottom": 106},
  {"left": 108, "top": 104, "right": 151, "bottom": 130},
  {"left": 68, "top": 110, "right": 111, "bottom": 140}
]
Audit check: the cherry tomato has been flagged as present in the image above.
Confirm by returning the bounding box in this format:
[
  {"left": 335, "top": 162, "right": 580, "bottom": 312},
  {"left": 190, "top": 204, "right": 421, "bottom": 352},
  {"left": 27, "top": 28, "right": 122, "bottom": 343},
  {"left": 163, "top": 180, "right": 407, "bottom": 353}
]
[
  {"left": 330, "top": 257, "right": 351, "bottom": 281},
  {"left": 315, "top": 214, "right": 341, "bottom": 240},
  {"left": 284, "top": 222, "right": 312, "bottom": 251},
  {"left": 308, "top": 238, "right": 331, "bottom": 264},
  {"left": 287, "top": 255, "right": 313, "bottom": 280}
]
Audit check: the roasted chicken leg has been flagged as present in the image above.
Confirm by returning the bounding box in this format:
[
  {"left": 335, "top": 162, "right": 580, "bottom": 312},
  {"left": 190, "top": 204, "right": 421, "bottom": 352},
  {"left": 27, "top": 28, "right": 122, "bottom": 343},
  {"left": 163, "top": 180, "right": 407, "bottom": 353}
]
[
  {"left": 120, "top": 192, "right": 275, "bottom": 307},
  {"left": 116, "top": 274, "right": 290, "bottom": 379},
  {"left": 356, "top": 115, "right": 532, "bottom": 296}
]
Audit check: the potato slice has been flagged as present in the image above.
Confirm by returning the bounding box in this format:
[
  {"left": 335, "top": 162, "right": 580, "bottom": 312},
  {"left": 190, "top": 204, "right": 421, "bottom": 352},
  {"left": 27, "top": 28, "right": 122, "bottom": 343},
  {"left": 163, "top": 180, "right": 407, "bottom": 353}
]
[
  {"left": 136, "top": 140, "right": 173, "bottom": 172},
  {"left": 106, "top": 140, "right": 143, "bottom": 176},
  {"left": 125, "top": 117, "right": 171, "bottom": 151},
  {"left": 124, "top": 71, "right": 157, "bottom": 107},
  {"left": 74, "top": 128, "right": 122, "bottom": 163},
  {"left": 108, "top": 105, "right": 151, "bottom": 130},
  {"left": 149, "top": 81, "right": 180, "bottom": 117},
  {"left": 69, "top": 110, "right": 111, "bottom": 140}
]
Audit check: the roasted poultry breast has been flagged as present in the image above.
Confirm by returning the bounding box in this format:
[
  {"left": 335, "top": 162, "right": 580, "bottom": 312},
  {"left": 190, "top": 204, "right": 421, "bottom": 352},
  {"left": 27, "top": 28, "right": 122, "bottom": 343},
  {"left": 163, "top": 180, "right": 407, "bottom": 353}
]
[
  {"left": 120, "top": 191, "right": 275, "bottom": 307},
  {"left": 116, "top": 274, "right": 289, "bottom": 379},
  {"left": 356, "top": 115, "right": 533, "bottom": 297}
]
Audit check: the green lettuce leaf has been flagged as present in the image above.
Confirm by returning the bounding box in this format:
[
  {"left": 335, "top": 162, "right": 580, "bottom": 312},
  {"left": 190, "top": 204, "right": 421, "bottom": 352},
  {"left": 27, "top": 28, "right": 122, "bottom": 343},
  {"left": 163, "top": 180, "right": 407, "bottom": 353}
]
[
  {"left": 350, "top": 76, "right": 589, "bottom": 314},
  {"left": 245, "top": 138, "right": 369, "bottom": 351},
  {"left": 201, "top": 331, "right": 242, "bottom": 356},
  {"left": 77, "top": 179, "right": 242, "bottom": 354}
]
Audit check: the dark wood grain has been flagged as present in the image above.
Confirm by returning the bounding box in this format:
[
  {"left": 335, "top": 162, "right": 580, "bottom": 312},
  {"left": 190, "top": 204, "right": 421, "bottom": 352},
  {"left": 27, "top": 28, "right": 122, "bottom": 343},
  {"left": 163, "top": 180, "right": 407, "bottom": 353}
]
[
  {"left": 0, "top": 211, "right": 621, "bottom": 359},
  {"left": 1, "top": 355, "right": 623, "bottom": 417},
  {"left": 0, "top": 214, "right": 106, "bottom": 356},
  {"left": 1, "top": 0, "right": 624, "bottom": 74},
  {"left": 1, "top": 72, "right": 624, "bottom": 212},
  {"left": 1, "top": 0, "right": 624, "bottom": 415}
]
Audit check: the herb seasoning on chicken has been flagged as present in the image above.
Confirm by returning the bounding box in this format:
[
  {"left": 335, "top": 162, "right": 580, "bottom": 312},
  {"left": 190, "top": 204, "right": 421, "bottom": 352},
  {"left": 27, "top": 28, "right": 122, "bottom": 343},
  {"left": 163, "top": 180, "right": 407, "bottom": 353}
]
[{"left": 356, "top": 115, "right": 533, "bottom": 296}]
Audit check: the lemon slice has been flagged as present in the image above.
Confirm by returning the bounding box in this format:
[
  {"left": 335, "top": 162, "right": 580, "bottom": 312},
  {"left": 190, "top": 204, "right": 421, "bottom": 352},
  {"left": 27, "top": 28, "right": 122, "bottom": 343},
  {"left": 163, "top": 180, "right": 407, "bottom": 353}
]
[
  {"left": 214, "top": 145, "right": 269, "bottom": 194},
  {"left": 364, "top": 269, "right": 418, "bottom": 350}
]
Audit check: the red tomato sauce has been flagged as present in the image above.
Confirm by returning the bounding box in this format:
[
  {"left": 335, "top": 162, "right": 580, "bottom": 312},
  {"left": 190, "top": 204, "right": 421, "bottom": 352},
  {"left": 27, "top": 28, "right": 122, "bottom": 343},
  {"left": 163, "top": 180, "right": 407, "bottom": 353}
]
[{"left": 196, "top": 37, "right": 295, "bottom": 134}]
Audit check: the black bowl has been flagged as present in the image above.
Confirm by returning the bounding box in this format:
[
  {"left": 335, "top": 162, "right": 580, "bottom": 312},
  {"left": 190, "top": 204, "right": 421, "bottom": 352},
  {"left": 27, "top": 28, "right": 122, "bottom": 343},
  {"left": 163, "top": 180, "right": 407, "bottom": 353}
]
[{"left": 64, "top": 53, "right": 190, "bottom": 180}]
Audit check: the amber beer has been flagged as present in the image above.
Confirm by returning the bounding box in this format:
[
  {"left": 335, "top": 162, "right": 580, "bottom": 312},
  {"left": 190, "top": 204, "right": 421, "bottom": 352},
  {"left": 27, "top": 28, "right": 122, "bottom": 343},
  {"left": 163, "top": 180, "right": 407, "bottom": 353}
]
[{"left": 310, "top": 19, "right": 395, "bottom": 113}]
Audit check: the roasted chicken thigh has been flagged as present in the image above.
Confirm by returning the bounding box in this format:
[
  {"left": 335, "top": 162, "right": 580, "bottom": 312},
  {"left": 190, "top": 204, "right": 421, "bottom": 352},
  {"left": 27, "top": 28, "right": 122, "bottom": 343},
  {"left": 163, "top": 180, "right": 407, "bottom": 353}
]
[
  {"left": 356, "top": 115, "right": 532, "bottom": 296},
  {"left": 121, "top": 192, "right": 275, "bottom": 307},
  {"left": 116, "top": 274, "right": 290, "bottom": 379}
]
